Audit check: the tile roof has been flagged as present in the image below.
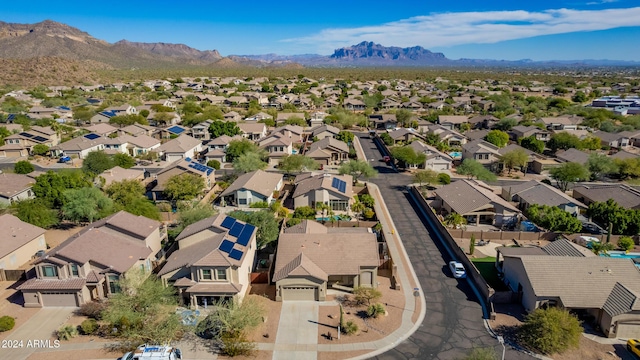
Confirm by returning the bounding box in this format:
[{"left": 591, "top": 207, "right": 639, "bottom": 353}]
[
  {"left": 98, "top": 166, "right": 144, "bottom": 187},
  {"left": 86, "top": 123, "right": 118, "bottom": 135},
  {"left": 505, "top": 180, "right": 586, "bottom": 209},
  {"left": 435, "top": 179, "right": 520, "bottom": 215},
  {"left": 185, "top": 282, "right": 242, "bottom": 294},
  {"left": 175, "top": 214, "right": 225, "bottom": 242},
  {"left": 273, "top": 253, "right": 328, "bottom": 282},
  {"left": 158, "top": 233, "right": 227, "bottom": 275},
  {"left": 285, "top": 220, "right": 329, "bottom": 234},
  {"left": 103, "top": 211, "right": 162, "bottom": 240},
  {"left": 555, "top": 148, "right": 590, "bottom": 164},
  {"left": 462, "top": 139, "right": 501, "bottom": 155},
  {"left": 157, "top": 134, "right": 201, "bottom": 153},
  {"left": 127, "top": 134, "right": 160, "bottom": 149},
  {"left": 602, "top": 282, "right": 640, "bottom": 317},
  {"left": 85, "top": 270, "right": 104, "bottom": 283},
  {"left": 0, "top": 214, "right": 45, "bottom": 259},
  {"left": 572, "top": 183, "right": 640, "bottom": 209},
  {"left": 306, "top": 137, "right": 349, "bottom": 154},
  {"left": 220, "top": 170, "right": 283, "bottom": 198},
  {"left": 0, "top": 173, "right": 35, "bottom": 199},
  {"left": 516, "top": 256, "right": 640, "bottom": 309},
  {"left": 17, "top": 277, "right": 86, "bottom": 291},
  {"left": 273, "top": 228, "right": 378, "bottom": 283},
  {"left": 292, "top": 173, "right": 353, "bottom": 199},
  {"left": 542, "top": 238, "right": 594, "bottom": 257}
]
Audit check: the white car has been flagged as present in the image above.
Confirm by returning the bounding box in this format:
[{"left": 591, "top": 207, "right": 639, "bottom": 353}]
[{"left": 449, "top": 261, "right": 466, "bottom": 279}]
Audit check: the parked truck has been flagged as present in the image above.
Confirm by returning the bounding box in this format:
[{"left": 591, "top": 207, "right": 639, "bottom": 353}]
[{"left": 122, "top": 345, "right": 182, "bottom": 360}]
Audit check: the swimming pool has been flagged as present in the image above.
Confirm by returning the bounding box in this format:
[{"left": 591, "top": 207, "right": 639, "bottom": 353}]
[
  {"left": 607, "top": 251, "right": 640, "bottom": 259},
  {"left": 316, "top": 215, "right": 352, "bottom": 222}
]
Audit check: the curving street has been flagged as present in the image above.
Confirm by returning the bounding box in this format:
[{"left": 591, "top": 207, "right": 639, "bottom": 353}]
[{"left": 357, "top": 134, "right": 533, "bottom": 360}]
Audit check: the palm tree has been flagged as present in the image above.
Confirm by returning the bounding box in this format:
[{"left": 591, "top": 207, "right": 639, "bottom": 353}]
[
  {"left": 590, "top": 242, "right": 614, "bottom": 256},
  {"left": 351, "top": 201, "right": 366, "bottom": 220},
  {"left": 443, "top": 213, "right": 467, "bottom": 229},
  {"left": 315, "top": 202, "right": 330, "bottom": 223}
]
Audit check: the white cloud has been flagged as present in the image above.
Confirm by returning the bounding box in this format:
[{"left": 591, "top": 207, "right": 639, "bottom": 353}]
[
  {"left": 283, "top": 7, "right": 640, "bottom": 54},
  {"left": 587, "top": 0, "right": 619, "bottom": 5}
]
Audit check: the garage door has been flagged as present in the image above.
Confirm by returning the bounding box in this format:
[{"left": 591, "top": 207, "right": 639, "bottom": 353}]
[
  {"left": 283, "top": 286, "right": 316, "bottom": 301},
  {"left": 42, "top": 292, "right": 78, "bottom": 307},
  {"left": 616, "top": 323, "right": 640, "bottom": 339}
]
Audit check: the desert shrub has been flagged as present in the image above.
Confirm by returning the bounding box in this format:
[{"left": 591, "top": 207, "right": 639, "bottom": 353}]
[
  {"left": 57, "top": 325, "right": 78, "bottom": 340},
  {"left": 354, "top": 286, "right": 382, "bottom": 306},
  {"left": 0, "top": 316, "right": 15, "bottom": 332},
  {"left": 461, "top": 347, "right": 499, "bottom": 360},
  {"left": 221, "top": 331, "right": 255, "bottom": 357},
  {"left": 249, "top": 201, "right": 269, "bottom": 208},
  {"left": 618, "top": 236, "right": 635, "bottom": 252},
  {"left": 518, "top": 307, "right": 582, "bottom": 354},
  {"left": 342, "top": 320, "right": 358, "bottom": 335},
  {"left": 207, "top": 160, "right": 221, "bottom": 170},
  {"left": 437, "top": 173, "right": 451, "bottom": 185},
  {"left": 80, "top": 319, "right": 99, "bottom": 335},
  {"left": 366, "top": 303, "right": 386, "bottom": 318},
  {"left": 77, "top": 301, "right": 107, "bottom": 320}
]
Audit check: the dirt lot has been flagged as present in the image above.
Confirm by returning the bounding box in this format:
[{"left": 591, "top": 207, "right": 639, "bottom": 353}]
[
  {"left": 44, "top": 224, "right": 85, "bottom": 249},
  {"left": 490, "top": 303, "right": 634, "bottom": 360}
]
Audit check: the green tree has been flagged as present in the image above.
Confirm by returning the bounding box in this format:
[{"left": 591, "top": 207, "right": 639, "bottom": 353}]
[
  {"left": 336, "top": 130, "right": 355, "bottom": 144},
  {"left": 178, "top": 203, "right": 217, "bottom": 227},
  {"left": 485, "top": 130, "right": 509, "bottom": 148},
  {"left": 82, "top": 151, "right": 114, "bottom": 174},
  {"left": 390, "top": 146, "right": 426, "bottom": 168},
  {"left": 32, "top": 170, "right": 91, "bottom": 208},
  {"left": 469, "top": 234, "right": 476, "bottom": 256},
  {"left": 62, "top": 187, "right": 114, "bottom": 223},
  {"left": 226, "top": 139, "right": 258, "bottom": 162},
  {"left": 233, "top": 152, "right": 268, "bottom": 173},
  {"left": 31, "top": 144, "right": 50, "bottom": 156},
  {"left": 396, "top": 109, "right": 413, "bottom": 127},
  {"left": 292, "top": 206, "right": 317, "bottom": 219},
  {"left": 586, "top": 153, "right": 618, "bottom": 180},
  {"left": 494, "top": 118, "right": 518, "bottom": 131},
  {"left": 413, "top": 169, "right": 438, "bottom": 187},
  {"left": 14, "top": 160, "right": 34, "bottom": 174},
  {"left": 519, "top": 136, "right": 545, "bottom": 154},
  {"left": 587, "top": 199, "right": 638, "bottom": 235},
  {"left": 590, "top": 241, "right": 615, "bottom": 256},
  {"left": 353, "top": 286, "right": 382, "bottom": 306},
  {"left": 614, "top": 158, "right": 640, "bottom": 179},
  {"left": 209, "top": 120, "right": 241, "bottom": 138},
  {"left": 549, "top": 162, "right": 590, "bottom": 191},
  {"left": 12, "top": 199, "right": 59, "bottom": 229},
  {"left": 572, "top": 91, "right": 588, "bottom": 103},
  {"left": 437, "top": 173, "right": 451, "bottom": 185},
  {"left": 443, "top": 213, "right": 467, "bottom": 228},
  {"left": 379, "top": 132, "right": 394, "bottom": 146},
  {"left": 338, "top": 160, "right": 377, "bottom": 184},
  {"left": 580, "top": 136, "right": 602, "bottom": 150},
  {"left": 101, "top": 270, "right": 183, "bottom": 343},
  {"left": 617, "top": 236, "right": 635, "bottom": 252},
  {"left": 104, "top": 180, "right": 160, "bottom": 220},
  {"left": 548, "top": 132, "right": 582, "bottom": 152},
  {"left": 0, "top": 126, "right": 12, "bottom": 145},
  {"left": 279, "top": 154, "right": 319, "bottom": 175},
  {"left": 227, "top": 210, "right": 280, "bottom": 248},
  {"left": 519, "top": 307, "right": 582, "bottom": 354},
  {"left": 525, "top": 204, "right": 582, "bottom": 233},
  {"left": 164, "top": 173, "right": 205, "bottom": 201},
  {"left": 113, "top": 153, "right": 136, "bottom": 169},
  {"left": 456, "top": 159, "right": 497, "bottom": 181},
  {"left": 207, "top": 160, "right": 221, "bottom": 170},
  {"left": 500, "top": 149, "right": 529, "bottom": 175},
  {"left": 366, "top": 303, "right": 386, "bottom": 319},
  {"left": 109, "top": 114, "right": 148, "bottom": 127}
]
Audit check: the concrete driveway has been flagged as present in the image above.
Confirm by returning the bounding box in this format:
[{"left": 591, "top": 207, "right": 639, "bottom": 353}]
[
  {"left": 2, "top": 307, "right": 76, "bottom": 360},
  {"left": 272, "top": 301, "right": 319, "bottom": 360}
]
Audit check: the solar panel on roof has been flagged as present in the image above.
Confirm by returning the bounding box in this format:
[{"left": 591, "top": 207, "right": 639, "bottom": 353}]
[
  {"left": 229, "top": 249, "right": 243, "bottom": 261},
  {"left": 339, "top": 181, "right": 346, "bottom": 193},
  {"left": 207, "top": 169, "right": 214, "bottom": 176},
  {"left": 167, "top": 126, "right": 185, "bottom": 134},
  {"left": 220, "top": 216, "right": 236, "bottom": 229},
  {"left": 236, "top": 224, "right": 255, "bottom": 246},
  {"left": 84, "top": 133, "right": 101, "bottom": 140},
  {"left": 332, "top": 178, "right": 338, "bottom": 188},
  {"left": 20, "top": 132, "right": 34, "bottom": 138},
  {"left": 33, "top": 136, "right": 48, "bottom": 142},
  {"left": 219, "top": 239, "right": 234, "bottom": 253},
  {"left": 229, "top": 222, "right": 244, "bottom": 237}
]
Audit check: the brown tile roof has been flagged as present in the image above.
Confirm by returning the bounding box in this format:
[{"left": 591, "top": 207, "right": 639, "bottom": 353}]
[
  {"left": 555, "top": 148, "right": 590, "bottom": 164},
  {"left": 515, "top": 256, "right": 640, "bottom": 309},
  {"left": 292, "top": 173, "right": 352, "bottom": 199},
  {"left": 85, "top": 270, "right": 104, "bottom": 283},
  {"left": 86, "top": 123, "right": 118, "bottom": 135},
  {"left": 158, "top": 233, "right": 227, "bottom": 275},
  {"left": 0, "top": 173, "right": 34, "bottom": 199},
  {"left": 127, "top": 134, "right": 160, "bottom": 149},
  {"left": 17, "top": 277, "right": 86, "bottom": 291},
  {"left": 185, "top": 282, "right": 242, "bottom": 294},
  {"left": 307, "top": 137, "right": 349, "bottom": 154},
  {"left": 103, "top": 211, "right": 162, "bottom": 240},
  {"left": 175, "top": 214, "right": 225, "bottom": 242},
  {"left": 273, "top": 253, "right": 328, "bottom": 282},
  {"left": 285, "top": 220, "right": 328, "bottom": 234},
  {"left": 505, "top": 180, "right": 586, "bottom": 209},
  {"left": 0, "top": 214, "right": 45, "bottom": 259},
  {"left": 435, "top": 180, "right": 520, "bottom": 215},
  {"left": 273, "top": 229, "right": 378, "bottom": 283},
  {"left": 157, "top": 134, "right": 201, "bottom": 153},
  {"left": 572, "top": 183, "right": 640, "bottom": 209},
  {"left": 174, "top": 277, "right": 196, "bottom": 287},
  {"left": 98, "top": 166, "right": 144, "bottom": 187},
  {"left": 220, "top": 170, "right": 283, "bottom": 198}
]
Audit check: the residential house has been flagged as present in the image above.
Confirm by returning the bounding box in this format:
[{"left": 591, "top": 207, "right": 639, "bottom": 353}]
[
  {"left": 593, "top": 131, "right": 632, "bottom": 149},
  {"left": 498, "top": 253, "right": 640, "bottom": 339},
  {"left": 461, "top": 140, "right": 502, "bottom": 169},
  {"left": 572, "top": 183, "right": 640, "bottom": 210},
  {"left": 50, "top": 133, "right": 105, "bottom": 159},
  {"left": 244, "top": 112, "right": 272, "bottom": 123},
  {"left": 127, "top": 135, "right": 161, "bottom": 156},
  {"left": 86, "top": 123, "right": 118, "bottom": 137},
  {"left": 204, "top": 135, "right": 242, "bottom": 164},
  {"left": 18, "top": 211, "right": 165, "bottom": 307},
  {"left": 273, "top": 220, "right": 379, "bottom": 301},
  {"left": 438, "top": 115, "right": 470, "bottom": 130},
  {"left": 238, "top": 123, "right": 267, "bottom": 141},
  {"left": 369, "top": 114, "right": 398, "bottom": 130},
  {"left": 344, "top": 98, "right": 366, "bottom": 111},
  {"left": 190, "top": 120, "right": 213, "bottom": 141},
  {"left": 468, "top": 115, "right": 498, "bottom": 130},
  {"left": 219, "top": 170, "right": 283, "bottom": 207},
  {"left": 0, "top": 214, "right": 46, "bottom": 270},
  {"left": 305, "top": 137, "right": 350, "bottom": 166},
  {"left": 292, "top": 173, "right": 353, "bottom": 211},
  {"left": 509, "top": 125, "right": 550, "bottom": 142},
  {"left": 155, "top": 125, "right": 188, "bottom": 141},
  {"left": 100, "top": 135, "right": 131, "bottom": 155},
  {"left": 501, "top": 180, "right": 587, "bottom": 215},
  {"left": 90, "top": 104, "right": 137, "bottom": 123},
  {"left": 428, "top": 125, "right": 468, "bottom": 147},
  {"left": 540, "top": 115, "right": 583, "bottom": 131},
  {"left": 310, "top": 124, "right": 340, "bottom": 140},
  {"left": 223, "top": 111, "right": 242, "bottom": 122},
  {"left": 434, "top": 179, "right": 520, "bottom": 226},
  {"left": 155, "top": 134, "right": 202, "bottom": 163},
  {"left": 119, "top": 123, "right": 156, "bottom": 137},
  {"left": 555, "top": 148, "right": 590, "bottom": 165},
  {"left": 97, "top": 166, "right": 145, "bottom": 187},
  {"left": 408, "top": 141, "right": 453, "bottom": 171},
  {"left": 0, "top": 126, "right": 60, "bottom": 157},
  {"left": 259, "top": 134, "right": 294, "bottom": 166},
  {"left": 387, "top": 128, "right": 422, "bottom": 145},
  {"left": 147, "top": 158, "right": 215, "bottom": 201},
  {"left": 497, "top": 144, "right": 545, "bottom": 173},
  {"left": 158, "top": 214, "right": 257, "bottom": 306},
  {"left": 276, "top": 113, "right": 306, "bottom": 125}
]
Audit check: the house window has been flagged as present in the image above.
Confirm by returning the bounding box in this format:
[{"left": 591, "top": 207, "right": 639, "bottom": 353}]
[
  {"left": 42, "top": 265, "right": 58, "bottom": 277},
  {"left": 202, "top": 269, "right": 212, "bottom": 280},
  {"left": 238, "top": 199, "right": 247, "bottom": 205},
  {"left": 108, "top": 275, "right": 120, "bottom": 293},
  {"left": 216, "top": 269, "right": 227, "bottom": 281},
  {"left": 70, "top": 263, "right": 79, "bottom": 277}
]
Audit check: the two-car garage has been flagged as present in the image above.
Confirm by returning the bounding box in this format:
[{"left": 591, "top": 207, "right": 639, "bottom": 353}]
[
  {"left": 40, "top": 292, "right": 79, "bottom": 307},
  {"left": 281, "top": 286, "right": 317, "bottom": 301}
]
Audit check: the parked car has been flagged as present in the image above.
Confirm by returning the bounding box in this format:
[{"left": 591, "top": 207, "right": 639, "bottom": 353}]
[
  {"left": 628, "top": 339, "right": 640, "bottom": 357},
  {"left": 449, "top": 261, "right": 466, "bottom": 279},
  {"left": 122, "top": 345, "right": 182, "bottom": 360},
  {"left": 383, "top": 155, "right": 391, "bottom": 163},
  {"left": 58, "top": 156, "right": 71, "bottom": 163}
]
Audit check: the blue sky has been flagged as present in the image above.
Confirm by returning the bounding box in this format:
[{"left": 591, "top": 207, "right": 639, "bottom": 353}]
[{"left": 2, "top": 0, "right": 640, "bottom": 60}]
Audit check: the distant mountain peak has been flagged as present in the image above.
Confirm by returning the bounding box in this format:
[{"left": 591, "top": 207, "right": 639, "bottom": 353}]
[
  {"left": 115, "top": 40, "right": 222, "bottom": 62},
  {"left": 329, "top": 41, "right": 448, "bottom": 65}
]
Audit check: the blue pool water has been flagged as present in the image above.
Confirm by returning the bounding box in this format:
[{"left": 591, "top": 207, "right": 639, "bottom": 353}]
[
  {"left": 316, "top": 215, "right": 352, "bottom": 222},
  {"left": 607, "top": 251, "right": 640, "bottom": 259}
]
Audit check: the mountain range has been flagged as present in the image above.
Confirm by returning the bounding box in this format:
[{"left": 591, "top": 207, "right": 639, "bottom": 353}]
[{"left": 0, "top": 19, "right": 638, "bottom": 86}]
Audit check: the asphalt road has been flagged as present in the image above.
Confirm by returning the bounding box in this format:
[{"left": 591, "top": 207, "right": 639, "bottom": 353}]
[{"left": 358, "top": 134, "right": 533, "bottom": 360}]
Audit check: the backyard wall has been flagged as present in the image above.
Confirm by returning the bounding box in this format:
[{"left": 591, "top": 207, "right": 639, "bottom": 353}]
[{"left": 409, "top": 185, "right": 495, "bottom": 318}]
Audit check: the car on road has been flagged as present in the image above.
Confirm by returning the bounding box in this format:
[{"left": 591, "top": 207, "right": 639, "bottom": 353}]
[
  {"left": 383, "top": 155, "right": 391, "bottom": 163},
  {"left": 58, "top": 156, "right": 71, "bottom": 163},
  {"left": 628, "top": 339, "right": 640, "bottom": 357},
  {"left": 449, "top": 261, "right": 466, "bottom": 278}
]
